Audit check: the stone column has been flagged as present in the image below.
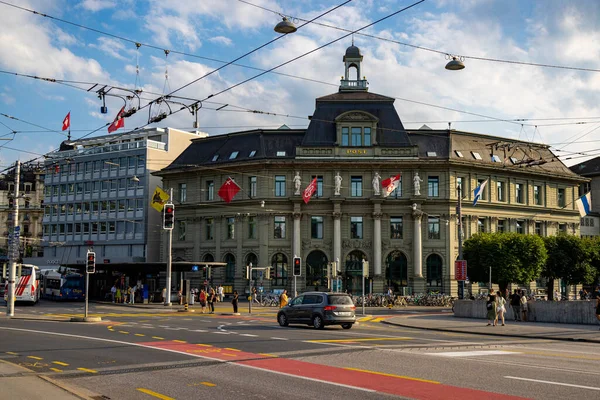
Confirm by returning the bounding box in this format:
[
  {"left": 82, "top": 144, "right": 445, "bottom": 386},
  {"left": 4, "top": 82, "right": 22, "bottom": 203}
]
[
  {"left": 412, "top": 205, "right": 425, "bottom": 293},
  {"left": 333, "top": 212, "right": 342, "bottom": 265},
  {"left": 258, "top": 214, "right": 269, "bottom": 268},
  {"left": 293, "top": 211, "right": 301, "bottom": 258},
  {"left": 373, "top": 212, "right": 382, "bottom": 276}
]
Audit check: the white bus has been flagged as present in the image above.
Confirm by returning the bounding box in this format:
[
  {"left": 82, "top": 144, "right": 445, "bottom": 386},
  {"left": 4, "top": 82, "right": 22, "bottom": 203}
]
[
  {"left": 42, "top": 268, "right": 85, "bottom": 301},
  {"left": 2, "top": 264, "right": 41, "bottom": 305}
]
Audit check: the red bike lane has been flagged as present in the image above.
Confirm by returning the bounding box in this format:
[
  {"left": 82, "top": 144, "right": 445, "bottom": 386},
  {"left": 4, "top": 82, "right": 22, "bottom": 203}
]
[{"left": 139, "top": 341, "right": 529, "bottom": 400}]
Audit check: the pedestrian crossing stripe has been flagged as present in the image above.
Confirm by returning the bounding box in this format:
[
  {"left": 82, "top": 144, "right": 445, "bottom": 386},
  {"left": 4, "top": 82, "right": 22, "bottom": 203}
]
[{"left": 427, "top": 350, "right": 520, "bottom": 357}]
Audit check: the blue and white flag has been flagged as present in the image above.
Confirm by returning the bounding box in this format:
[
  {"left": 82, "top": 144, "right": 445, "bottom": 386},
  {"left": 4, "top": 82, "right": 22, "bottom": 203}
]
[
  {"left": 473, "top": 179, "right": 488, "bottom": 206},
  {"left": 575, "top": 192, "right": 592, "bottom": 217}
]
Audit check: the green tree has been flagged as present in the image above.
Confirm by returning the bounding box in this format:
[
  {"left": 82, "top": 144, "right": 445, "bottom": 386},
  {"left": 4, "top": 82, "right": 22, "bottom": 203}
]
[
  {"left": 542, "top": 235, "right": 595, "bottom": 300},
  {"left": 582, "top": 236, "right": 600, "bottom": 286},
  {"left": 463, "top": 232, "right": 547, "bottom": 293}
]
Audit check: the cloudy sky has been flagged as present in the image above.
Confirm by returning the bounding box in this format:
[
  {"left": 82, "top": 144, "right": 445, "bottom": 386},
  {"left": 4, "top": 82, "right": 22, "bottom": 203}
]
[{"left": 0, "top": 0, "right": 598, "bottom": 168}]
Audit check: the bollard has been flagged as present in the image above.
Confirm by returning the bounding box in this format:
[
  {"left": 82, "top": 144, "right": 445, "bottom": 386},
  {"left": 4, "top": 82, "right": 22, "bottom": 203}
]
[{"left": 184, "top": 303, "right": 188, "bottom": 311}]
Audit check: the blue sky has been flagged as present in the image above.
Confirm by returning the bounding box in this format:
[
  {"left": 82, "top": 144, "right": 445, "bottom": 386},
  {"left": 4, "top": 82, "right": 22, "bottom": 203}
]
[{"left": 0, "top": 0, "right": 599, "bottom": 168}]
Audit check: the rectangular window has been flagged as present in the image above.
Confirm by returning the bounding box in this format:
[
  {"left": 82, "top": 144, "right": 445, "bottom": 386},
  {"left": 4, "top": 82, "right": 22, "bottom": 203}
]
[
  {"left": 108, "top": 221, "right": 116, "bottom": 234},
  {"left": 206, "top": 180, "right": 214, "bottom": 201},
  {"left": 249, "top": 176, "right": 257, "bottom": 198},
  {"left": 311, "top": 216, "right": 323, "bottom": 239},
  {"left": 311, "top": 175, "right": 323, "bottom": 198},
  {"left": 428, "top": 176, "right": 439, "bottom": 197},
  {"left": 274, "top": 216, "right": 286, "bottom": 239},
  {"left": 478, "top": 218, "right": 486, "bottom": 233},
  {"left": 390, "top": 217, "right": 403, "bottom": 239},
  {"left": 557, "top": 188, "right": 565, "bottom": 207},
  {"left": 559, "top": 223, "right": 567, "bottom": 233},
  {"left": 497, "top": 220, "right": 505, "bottom": 233},
  {"left": 428, "top": 217, "right": 440, "bottom": 239},
  {"left": 248, "top": 216, "right": 256, "bottom": 239},
  {"left": 477, "top": 179, "right": 487, "bottom": 200},
  {"left": 351, "top": 127, "right": 361, "bottom": 146},
  {"left": 206, "top": 218, "right": 213, "bottom": 240},
  {"left": 516, "top": 220, "right": 524, "bottom": 234},
  {"left": 534, "top": 185, "right": 542, "bottom": 205},
  {"left": 341, "top": 127, "right": 349, "bottom": 146},
  {"left": 457, "top": 177, "right": 463, "bottom": 195},
  {"left": 351, "top": 176, "right": 362, "bottom": 197},
  {"left": 497, "top": 181, "right": 505, "bottom": 202},
  {"left": 364, "top": 127, "right": 371, "bottom": 146},
  {"left": 179, "top": 183, "right": 187, "bottom": 203},
  {"left": 275, "top": 176, "right": 286, "bottom": 197},
  {"left": 83, "top": 223, "right": 90, "bottom": 234},
  {"left": 535, "top": 222, "right": 542, "bottom": 236},
  {"left": 227, "top": 217, "right": 235, "bottom": 240},
  {"left": 178, "top": 221, "right": 186, "bottom": 241},
  {"left": 350, "top": 216, "right": 363, "bottom": 239},
  {"left": 516, "top": 183, "right": 524, "bottom": 203}
]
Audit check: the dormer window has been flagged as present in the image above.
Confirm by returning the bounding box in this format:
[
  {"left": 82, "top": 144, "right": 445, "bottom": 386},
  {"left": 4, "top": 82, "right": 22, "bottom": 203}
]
[
  {"left": 471, "top": 152, "right": 482, "bottom": 160},
  {"left": 229, "top": 151, "right": 239, "bottom": 160},
  {"left": 426, "top": 152, "right": 437, "bottom": 157},
  {"left": 249, "top": 150, "right": 256, "bottom": 157},
  {"left": 212, "top": 155, "right": 219, "bottom": 162},
  {"left": 276, "top": 151, "right": 286, "bottom": 157},
  {"left": 336, "top": 111, "right": 378, "bottom": 147},
  {"left": 491, "top": 154, "right": 501, "bottom": 163}
]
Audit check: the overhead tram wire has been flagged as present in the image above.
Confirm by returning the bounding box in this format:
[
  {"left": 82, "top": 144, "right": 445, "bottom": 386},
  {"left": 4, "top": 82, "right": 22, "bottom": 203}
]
[{"left": 236, "top": 0, "right": 600, "bottom": 74}]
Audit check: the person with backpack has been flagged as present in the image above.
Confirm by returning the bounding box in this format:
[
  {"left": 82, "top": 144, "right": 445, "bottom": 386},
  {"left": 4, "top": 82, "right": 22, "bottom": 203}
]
[{"left": 486, "top": 293, "right": 497, "bottom": 326}]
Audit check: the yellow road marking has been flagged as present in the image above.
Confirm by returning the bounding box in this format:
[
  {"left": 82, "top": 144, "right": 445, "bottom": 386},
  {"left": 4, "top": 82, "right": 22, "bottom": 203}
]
[
  {"left": 173, "top": 340, "right": 187, "bottom": 343},
  {"left": 6, "top": 352, "right": 18, "bottom": 355},
  {"left": 201, "top": 382, "right": 216, "bottom": 387},
  {"left": 345, "top": 367, "right": 440, "bottom": 384},
  {"left": 136, "top": 388, "right": 175, "bottom": 400},
  {"left": 107, "top": 326, "right": 113, "bottom": 329},
  {"left": 135, "top": 334, "right": 146, "bottom": 337},
  {"left": 152, "top": 336, "right": 164, "bottom": 340},
  {"left": 259, "top": 353, "right": 278, "bottom": 357},
  {"left": 224, "top": 348, "right": 241, "bottom": 352},
  {"left": 77, "top": 368, "right": 97, "bottom": 373},
  {"left": 222, "top": 353, "right": 236, "bottom": 357},
  {"left": 196, "top": 344, "right": 212, "bottom": 347},
  {"left": 371, "top": 317, "right": 388, "bottom": 322},
  {"left": 358, "top": 317, "right": 374, "bottom": 322},
  {"left": 27, "top": 356, "right": 43, "bottom": 360},
  {"left": 108, "top": 328, "right": 115, "bottom": 331},
  {"left": 308, "top": 337, "right": 411, "bottom": 343},
  {"left": 50, "top": 367, "right": 63, "bottom": 373},
  {"left": 520, "top": 350, "right": 600, "bottom": 361},
  {"left": 52, "top": 361, "right": 69, "bottom": 366},
  {"left": 118, "top": 331, "right": 129, "bottom": 334}
]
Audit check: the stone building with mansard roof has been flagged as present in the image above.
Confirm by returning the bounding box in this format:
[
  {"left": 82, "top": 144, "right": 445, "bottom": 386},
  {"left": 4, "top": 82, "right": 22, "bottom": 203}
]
[{"left": 155, "top": 45, "right": 585, "bottom": 296}]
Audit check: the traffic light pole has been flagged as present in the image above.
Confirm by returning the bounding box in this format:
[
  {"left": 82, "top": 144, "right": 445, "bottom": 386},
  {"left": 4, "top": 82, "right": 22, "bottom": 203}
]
[
  {"left": 6, "top": 160, "right": 19, "bottom": 317},
  {"left": 165, "top": 188, "right": 173, "bottom": 307},
  {"left": 85, "top": 266, "right": 90, "bottom": 318}
]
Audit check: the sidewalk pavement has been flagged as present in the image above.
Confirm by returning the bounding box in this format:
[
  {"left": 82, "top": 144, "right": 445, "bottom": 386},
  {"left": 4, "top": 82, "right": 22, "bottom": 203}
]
[
  {"left": 0, "top": 360, "right": 99, "bottom": 400},
  {"left": 383, "top": 313, "right": 600, "bottom": 343}
]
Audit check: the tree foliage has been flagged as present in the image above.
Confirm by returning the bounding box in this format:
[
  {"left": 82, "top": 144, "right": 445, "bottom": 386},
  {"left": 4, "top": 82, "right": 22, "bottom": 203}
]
[
  {"left": 542, "top": 234, "right": 595, "bottom": 286},
  {"left": 463, "top": 232, "right": 547, "bottom": 291}
]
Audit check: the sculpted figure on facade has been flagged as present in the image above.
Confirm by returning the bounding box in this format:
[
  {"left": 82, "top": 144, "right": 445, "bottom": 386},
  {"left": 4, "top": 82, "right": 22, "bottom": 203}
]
[
  {"left": 293, "top": 171, "right": 302, "bottom": 195},
  {"left": 372, "top": 172, "right": 381, "bottom": 196},
  {"left": 413, "top": 172, "right": 423, "bottom": 196},
  {"left": 334, "top": 172, "right": 342, "bottom": 196}
]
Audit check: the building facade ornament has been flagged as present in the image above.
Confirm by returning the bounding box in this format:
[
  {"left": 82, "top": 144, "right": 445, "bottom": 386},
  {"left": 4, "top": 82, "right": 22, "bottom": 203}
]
[
  {"left": 372, "top": 172, "right": 381, "bottom": 196},
  {"left": 413, "top": 172, "right": 423, "bottom": 196},
  {"left": 293, "top": 172, "right": 302, "bottom": 195},
  {"left": 342, "top": 239, "right": 373, "bottom": 249},
  {"left": 334, "top": 172, "right": 342, "bottom": 196}
]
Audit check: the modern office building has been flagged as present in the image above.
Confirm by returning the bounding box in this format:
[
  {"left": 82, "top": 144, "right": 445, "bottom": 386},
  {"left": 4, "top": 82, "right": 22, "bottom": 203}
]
[
  {"left": 41, "top": 127, "right": 207, "bottom": 266},
  {"left": 155, "top": 45, "right": 585, "bottom": 297}
]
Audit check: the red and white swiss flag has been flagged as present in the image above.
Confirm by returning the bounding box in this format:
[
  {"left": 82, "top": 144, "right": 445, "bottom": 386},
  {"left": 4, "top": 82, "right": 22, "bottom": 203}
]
[
  {"left": 108, "top": 106, "right": 125, "bottom": 133},
  {"left": 302, "top": 177, "right": 317, "bottom": 204},
  {"left": 62, "top": 112, "right": 70, "bottom": 131},
  {"left": 382, "top": 174, "right": 401, "bottom": 197},
  {"left": 218, "top": 177, "right": 241, "bottom": 203}
]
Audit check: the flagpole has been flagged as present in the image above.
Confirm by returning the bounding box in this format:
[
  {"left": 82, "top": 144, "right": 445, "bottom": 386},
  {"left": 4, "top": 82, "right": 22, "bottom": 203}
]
[{"left": 457, "top": 185, "right": 464, "bottom": 300}]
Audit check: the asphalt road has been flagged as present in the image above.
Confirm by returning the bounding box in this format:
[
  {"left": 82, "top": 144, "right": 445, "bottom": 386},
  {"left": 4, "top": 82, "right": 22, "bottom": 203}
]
[{"left": 1, "top": 300, "right": 600, "bottom": 400}]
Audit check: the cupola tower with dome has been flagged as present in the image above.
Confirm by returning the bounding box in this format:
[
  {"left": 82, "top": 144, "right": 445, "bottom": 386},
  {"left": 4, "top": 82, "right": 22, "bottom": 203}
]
[{"left": 340, "top": 43, "right": 368, "bottom": 91}]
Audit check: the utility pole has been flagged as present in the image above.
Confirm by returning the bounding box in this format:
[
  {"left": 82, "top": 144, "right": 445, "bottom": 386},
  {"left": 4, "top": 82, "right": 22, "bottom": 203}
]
[
  {"left": 6, "top": 161, "right": 19, "bottom": 317},
  {"left": 165, "top": 188, "right": 173, "bottom": 306},
  {"left": 457, "top": 185, "right": 464, "bottom": 300}
]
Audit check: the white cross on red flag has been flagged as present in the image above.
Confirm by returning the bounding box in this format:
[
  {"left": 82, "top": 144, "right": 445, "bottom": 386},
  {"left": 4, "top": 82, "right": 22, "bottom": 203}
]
[
  {"left": 108, "top": 106, "right": 126, "bottom": 133},
  {"left": 382, "top": 174, "right": 401, "bottom": 197},
  {"left": 62, "top": 112, "right": 70, "bottom": 131},
  {"left": 302, "top": 177, "right": 317, "bottom": 204},
  {"left": 218, "top": 177, "right": 241, "bottom": 203}
]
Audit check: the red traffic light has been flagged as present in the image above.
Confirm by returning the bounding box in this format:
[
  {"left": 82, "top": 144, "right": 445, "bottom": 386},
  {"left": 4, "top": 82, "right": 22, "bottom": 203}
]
[
  {"left": 165, "top": 206, "right": 174, "bottom": 213},
  {"left": 88, "top": 254, "right": 95, "bottom": 262}
]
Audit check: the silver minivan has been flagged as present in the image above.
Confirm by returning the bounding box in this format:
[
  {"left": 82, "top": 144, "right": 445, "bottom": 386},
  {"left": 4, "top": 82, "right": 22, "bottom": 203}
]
[{"left": 277, "top": 292, "right": 356, "bottom": 329}]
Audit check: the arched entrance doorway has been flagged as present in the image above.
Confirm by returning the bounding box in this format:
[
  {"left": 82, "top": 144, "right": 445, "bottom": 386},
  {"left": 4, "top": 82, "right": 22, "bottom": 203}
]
[
  {"left": 246, "top": 253, "right": 259, "bottom": 280},
  {"left": 385, "top": 251, "right": 408, "bottom": 294},
  {"left": 344, "top": 250, "right": 366, "bottom": 295},
  {"left": 306, "top": 250, "right": 328, "bottom": 291},
  {"left": 223, "top": 253, "right": 235, "bottom": 283},
  {"left": 426, "top": 254, "right": 443, "bottom": 293}
]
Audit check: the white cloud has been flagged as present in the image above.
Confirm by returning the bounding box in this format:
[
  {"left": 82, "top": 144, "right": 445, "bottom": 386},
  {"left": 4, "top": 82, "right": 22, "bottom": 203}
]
[
  {"left": 208, "top": 36, "right": 233, "bottom": 46},
  {"left": 0, "top": 92, "right": 16, "bottom": 105},
  {"left": 78, "top": 0, "right": 117, "bottom": 12},
  {"left": 89, "top": 37, "right": 135, "bottom": 61}
]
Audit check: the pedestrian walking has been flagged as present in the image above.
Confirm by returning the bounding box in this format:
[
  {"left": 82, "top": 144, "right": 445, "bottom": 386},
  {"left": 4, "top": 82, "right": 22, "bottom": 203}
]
[
  {"left": 116, "top": 287, "right": 122, "bottom": 303},
  {"left": 486, "top": 294, "right": 497, "bottom": 326},
  {"left": 130, "top": 285, "right": 136, "bottom": 304},
  {"left": 232, "top": 291, "right": 239, "bottom": 313},
  {"left": 279, "top": 289, "right": 288, "bottom": 308},
  {"left": 595, "top": 295, "right": 600, "bottom": 330},
  {"left": 252, "top": 287, "right": 260, "bottom": 304},
  {"left": 520, "top": 290, "right": 528, "bottom": 322},
  {"left": 218, "top": 285, "right": 224, "bottom": 302},
  {"left": 510, "top": 289, "right": 521, "bottom": 321},
  {"left": 161, "top": 287, "right": 166, "bottom": 303},
  {"left": 208, "top": 288, "right": 216, "bottom": 314},
  {"left": 199, "top": 289, "right": 207, "bottom": 313},
  {"left": 495, "top": 291, "right": 506, "bottom": 326},
  {"left": 189, "top": 288, "right": 195, "bottom": 305},
  {"left": 110, "top": 285, "right": 116, "bottom": 303}
]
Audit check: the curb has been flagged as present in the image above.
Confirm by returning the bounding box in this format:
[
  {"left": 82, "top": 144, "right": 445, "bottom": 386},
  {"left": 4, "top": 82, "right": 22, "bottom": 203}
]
[
  {"left": 381, "top": 319, "right": 600, "bottom": 344},
  {"left": 6, "top": 315, "right": 69, "bottom": 322},
  {"left": 38, "top": 375, "right": 101, "bottom": 400},
  {"left": 70, "top": 316, "right": 102, "bottom": 322}
]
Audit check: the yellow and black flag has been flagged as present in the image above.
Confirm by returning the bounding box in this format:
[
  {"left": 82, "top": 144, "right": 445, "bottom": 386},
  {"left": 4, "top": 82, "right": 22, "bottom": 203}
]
[{"left": 151, "top": 186, "right": 170, "bottom": 212}]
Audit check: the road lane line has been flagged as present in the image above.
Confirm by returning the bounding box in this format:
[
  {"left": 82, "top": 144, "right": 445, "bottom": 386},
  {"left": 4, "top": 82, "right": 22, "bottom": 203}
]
[
  {"left": 505, "top": 376, "right": 600, "bottom": 391},
  {"left": 135, "top": 334, "right": 146, "bottom": 337},
  {"left": 240, "top": 334, "right": 258, "bottom": 337},
  {"left": 118, "top": 331, "right": 129, "bottom": 334},
  {"left": 270, "top": 337, "right": 288, "bottom": 340},
  {"left": 197, "top": 344, "right": 213, "bottom": 347},
  {"left": 344, "top": 368, "right": 440, "bottom": 384},
  {"left": 6, "top": 352, "right": 18, "bottom": 355},
  {"left": 201, "top": 382, "right": 216, "bottom": 387},
  {"left": 77, "top": 367, "right": 97, "bottom": 373},
  {"left": 27, "top": 356, "right": 43, "bottom": 360},
  {"left": 173, "top": 340, "right": 187, "bottom": 343},
  {"left": 151, "top": 336, "right": 164, "bottom": 340},
  {"left": 225, "top": 348, "right": 241, "bottom": 352},
  {"left": 308, "top": 337, "right": 411, "bottom": 343},
  {"left": 427, "top": 350, "right": 520, "bottom": 357},
  {"left": 52, "top": 361, "right": 69, "bottom": 366},
  {"left": 136, "top": 388, "right": 175, "bottom": 399},
  {"left": 50, "top": 367, "right": 63, "bottom": 373},
  {"left": 259, "top": 353, "right": 278, "bottom": 357}
]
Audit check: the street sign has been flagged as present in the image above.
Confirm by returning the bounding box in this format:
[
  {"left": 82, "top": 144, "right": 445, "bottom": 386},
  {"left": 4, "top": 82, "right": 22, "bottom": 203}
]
[
  {"left": 455, "top": 260, "right": 467, "bottom": 281},
  {"left": 192, "top": 265, "right": 198, "bottom": 272},
  {"left": 203, "top": 280, "right": 208, "bottom": 286}
]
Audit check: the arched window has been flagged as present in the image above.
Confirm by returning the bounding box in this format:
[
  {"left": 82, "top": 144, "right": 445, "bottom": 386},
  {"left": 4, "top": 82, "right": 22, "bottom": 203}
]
[
  {"left": 202, "top": 253, "right": 214, "bottom": 263},
  {"left": 385, "top": 251, "right": 408, "bottom": 292},
  {"left": 246, "top": 253, "right": 259, "bottom": 280},
  {"left": 426, "top": 254, "right": 443, "bottom": 292},
  {"left": 271, "top": 253, "right": 288, "bottom": 286},
  {"left": 223, "top": 253, "right": 235, "bottom": 282},
  {"left": 306, "top": 250, "right": 328, "bottom": 289}
]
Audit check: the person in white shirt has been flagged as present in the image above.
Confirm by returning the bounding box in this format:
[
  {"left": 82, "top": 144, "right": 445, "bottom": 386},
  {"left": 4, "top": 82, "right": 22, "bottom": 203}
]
[
  {"left": 130, "top": 285, "right": 136, "bottom": 304},
  {"left": 218, "top": 285, "right": 224, "bottom": 302}
]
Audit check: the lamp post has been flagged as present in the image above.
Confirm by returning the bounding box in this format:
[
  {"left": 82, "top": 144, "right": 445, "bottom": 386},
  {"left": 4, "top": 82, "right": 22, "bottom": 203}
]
[
  {"left": 6, "top": 161, "right": 19, "bottom": 317},
  {"left": 457, "top": 185, "right": 465, "bottom": 299}
]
